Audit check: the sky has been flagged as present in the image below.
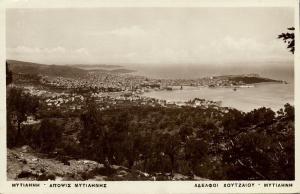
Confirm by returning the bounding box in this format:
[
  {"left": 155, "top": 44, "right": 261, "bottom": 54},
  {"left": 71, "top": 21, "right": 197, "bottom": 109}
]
[{"left": 6, "top": 7, "right": 294, "bottom": 68}]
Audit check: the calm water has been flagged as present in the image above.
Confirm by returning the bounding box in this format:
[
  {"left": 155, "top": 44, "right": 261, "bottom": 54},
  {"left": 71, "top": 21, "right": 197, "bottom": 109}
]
[{"left": 142, "top": 83, "right": 294, "bottom": 112}]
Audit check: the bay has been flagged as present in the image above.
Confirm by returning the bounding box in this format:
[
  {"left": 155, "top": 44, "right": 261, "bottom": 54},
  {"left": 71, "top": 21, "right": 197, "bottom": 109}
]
[{"left": 141, "top": 83, "right": 294, "bottom": 112}]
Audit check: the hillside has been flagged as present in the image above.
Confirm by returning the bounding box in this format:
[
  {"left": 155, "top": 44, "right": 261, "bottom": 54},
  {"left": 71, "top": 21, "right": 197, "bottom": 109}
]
[
  {"left": 7, "top": 60, "right": 135, "bottom": 78},
  {"left": 7, "top": 60, "right": 87, "bottom": 78},
  {"left": 7, "top": 146, "right": 207, "bottom": 181},
  {"left": 6, "top": 99, "right": 294, "bottom": 180}
]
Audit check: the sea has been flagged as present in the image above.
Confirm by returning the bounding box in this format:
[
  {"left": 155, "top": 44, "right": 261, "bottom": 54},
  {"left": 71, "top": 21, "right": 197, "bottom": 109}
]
[
  {"left": 128, "top": 62, "right": 294, "bottom": 112},
  {"left": 141, "top": 83, "right": 294, "bottom": 113}
]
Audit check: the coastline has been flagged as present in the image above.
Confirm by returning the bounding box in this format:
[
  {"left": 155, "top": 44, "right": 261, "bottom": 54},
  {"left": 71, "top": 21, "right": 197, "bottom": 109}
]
[{"left": 140, "top": 82, "right": 293, "bottom": 112}]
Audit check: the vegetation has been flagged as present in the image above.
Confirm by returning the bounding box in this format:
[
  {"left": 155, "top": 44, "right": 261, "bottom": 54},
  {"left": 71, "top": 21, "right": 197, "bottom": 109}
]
[
  {"left": 7, "top": 87, "right": 39, "bottom": 147},
  {"left": 278, "top": 27, "right": 295, "bottom": 54},
  {"left": 7, "top": 60, "right": 87, "bottom": 78},
  {"left": 6, "top": 26, "right": 295, "bottom": 181},
  {"left": 229, "top": 76, "right": 281, "bottom": 84},
  {"left": 6, "top": 61, "right": 12, "bottom": 85},
  {"left": 6, "top": 87, "right": 294, "bottom": 180},
  {"left": 6, "top": 60, "right": 135, "bottom": 78}
]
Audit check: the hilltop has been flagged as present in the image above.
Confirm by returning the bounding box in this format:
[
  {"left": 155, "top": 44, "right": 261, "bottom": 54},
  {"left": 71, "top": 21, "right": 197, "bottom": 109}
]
[
  {"left": 6, "top": 60, "right": 136, "bottom": 78},
  {"left": 7, "top": 60, "right": 87, "bottom": 78},
  {"left": 211, "top": 74, "right": 284, "bottom": 84}
]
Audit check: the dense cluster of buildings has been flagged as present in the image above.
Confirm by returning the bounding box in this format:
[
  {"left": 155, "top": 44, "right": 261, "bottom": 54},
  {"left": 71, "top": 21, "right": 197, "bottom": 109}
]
[
  {"left": 39, "top": 71, "right": 259, "bottom": 94},
  {"left": 40, "top": 72, "right": 145, "bottom": 91},
  {"left": 21, "top": 82, "right": 224, "bottom": 113},
  {"left": 13, "top": 71, "right": 266, "bottom": 117}
]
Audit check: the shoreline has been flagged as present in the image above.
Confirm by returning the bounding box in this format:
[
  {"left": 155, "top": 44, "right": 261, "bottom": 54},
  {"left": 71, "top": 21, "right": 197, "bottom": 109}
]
[{"left": 140, "top": 82, "right": 293, "bottom": 112}]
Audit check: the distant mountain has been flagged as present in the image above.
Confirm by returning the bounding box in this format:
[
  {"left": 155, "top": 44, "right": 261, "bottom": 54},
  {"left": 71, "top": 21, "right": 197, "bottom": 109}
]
[
  {"left": 90, "top": 68, "right": 136, "bottom": 74},
  {"left": 72, "top": 64, "right": 123, "bottom": 69},
  {"left": 228, "top": 76, "right": 283, "bottom": 84},
  {"left": 7, "top": 60, "right": 135, "bottom": 79},
  {"left": 211, "top": 74, "right": 283, "bottom": 84},
  {"left": 109, "top": 69, "right": 136, "bottom": 73},
  {"left": 7, "top": 60, "right": 87, "bottom": 78}
]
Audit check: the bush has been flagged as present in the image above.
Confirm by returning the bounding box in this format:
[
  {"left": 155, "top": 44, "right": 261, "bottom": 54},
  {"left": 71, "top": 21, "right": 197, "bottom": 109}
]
[{"left": 36, "top": 119, "right": 62, "bottom": 152}]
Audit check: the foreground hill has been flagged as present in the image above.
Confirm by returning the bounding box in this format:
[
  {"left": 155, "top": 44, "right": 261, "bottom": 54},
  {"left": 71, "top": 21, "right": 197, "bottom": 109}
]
[{"left": 7, "top": 146, "right": 207, "bottom": 181}]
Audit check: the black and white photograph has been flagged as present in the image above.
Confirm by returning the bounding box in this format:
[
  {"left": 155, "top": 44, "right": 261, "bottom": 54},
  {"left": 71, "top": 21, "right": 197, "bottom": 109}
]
[{"left": 5, "top": 1, "right": 296, "bottom": 185}]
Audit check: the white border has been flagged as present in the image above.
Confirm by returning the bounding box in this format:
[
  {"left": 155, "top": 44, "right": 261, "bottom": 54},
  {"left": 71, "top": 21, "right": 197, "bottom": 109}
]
[{"left": 1, "top": 0, "right": 299, "bottom": 193}]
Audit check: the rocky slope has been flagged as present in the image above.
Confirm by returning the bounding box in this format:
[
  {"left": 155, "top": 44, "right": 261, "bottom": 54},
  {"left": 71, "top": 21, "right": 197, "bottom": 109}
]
[{"left": 7, "top": 146, "right": 208, "bottom": 181}]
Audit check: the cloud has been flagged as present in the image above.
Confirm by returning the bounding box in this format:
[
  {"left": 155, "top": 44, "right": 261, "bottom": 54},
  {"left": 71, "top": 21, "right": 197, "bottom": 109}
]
[
  {"left": 7, "top": 46, "right": 91, "bottom": 56},
  {"left": 7, "top": 46, "right": 91, "bottom": 64},
  {"left": 87, "top": 25, "right": 152, "bottom": 39},
  {"left": 10, "top": 46, "right": 41, "bottom": 54},
  {"left": 114, "top": 35, "right": 290, "bottom": 64},
  {"left": 212, "top": 37, "right": 273, "bottom": 52},
  {"left": 110, "top": 25, "right": 146, "bottom": 37},
  {"left": 46, "top": 46, "right": 66, "bottom": 53},
  {"left": 7, "top": 35, "right": 291, "bottom": 65},
  {"left": 8, "top": 46, "right": 67, "bottom": 54},
  {"left": 207, "top": 36, "right": 291, "bottom": 63},
  {"left": 75, "top": 48, "right": 90, "bottom": 56}
]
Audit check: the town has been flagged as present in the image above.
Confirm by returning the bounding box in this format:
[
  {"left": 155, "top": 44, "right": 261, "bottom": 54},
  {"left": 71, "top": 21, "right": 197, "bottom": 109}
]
[
  {"left": 6, "top": 60, "right": 294, "bottom": 181},
  {"left": 10, "top": 63, "right": 282, "bottom": 114},
  {"left": 10, "top": 64, "right": 277, "bottom": 115}
]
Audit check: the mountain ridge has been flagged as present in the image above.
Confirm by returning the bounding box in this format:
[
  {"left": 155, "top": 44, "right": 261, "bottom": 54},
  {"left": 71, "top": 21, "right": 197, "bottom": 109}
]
[{"left": 7, "top": 60, "right": 135, "bottom": 78}]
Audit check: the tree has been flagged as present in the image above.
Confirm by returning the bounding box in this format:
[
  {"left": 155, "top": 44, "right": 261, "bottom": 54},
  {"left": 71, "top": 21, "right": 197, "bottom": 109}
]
[
  {"left": 245, "top": 107, "right": 275, "bottom": 126},
  {"left": 7, "top": 87, "right": 39, "bottom": 146},
  {"left": 283, "top": 103, "right": 294, "bottom": 119},
  {"left": 37, "top": 119, "right": 62, "bottom": 152},
  {"left": 107, "top": 112, "right": 130, "bottom": 164},
  {"left": 6, "top": 61, "right": 12, "bottom": 85},
  {"left": 184, "top": 137, "right": 208, "bottom": 176},
  {"left": 223, "top": 132, "right": 271, "bottom": 180},
  {"left": 179, "top": 124, "right": 193, "bottom": 142},
  {"left": 278, "top": 27, "right": 295, "bottom": 54},
  {"left": 79, "top": 100, "right": 107, "bottom": 163},
  {"left": 123, "top": 131, "right": 142, "bottom": 169},
  {"left": 222, "top": 109, "right": 244, "bottom": 137},
  {"left": 160, "top": 134, "right": 181, "bottom": 174},
  {"left": 139, "top": 133, "right": 154, "bottom": 172}
]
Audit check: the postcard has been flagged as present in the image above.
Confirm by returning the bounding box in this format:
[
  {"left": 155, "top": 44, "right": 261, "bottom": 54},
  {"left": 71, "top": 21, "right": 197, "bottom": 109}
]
[{"left": 1, "top": 0, "right": 299, "bottom": 193}]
